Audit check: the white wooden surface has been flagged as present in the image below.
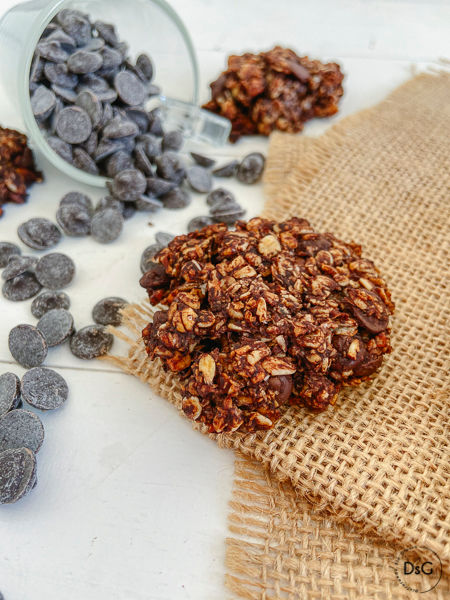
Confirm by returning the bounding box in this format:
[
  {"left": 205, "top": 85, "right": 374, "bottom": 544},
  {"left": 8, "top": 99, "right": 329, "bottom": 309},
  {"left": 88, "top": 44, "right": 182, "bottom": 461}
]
[{"left": 0, "top": 0, "right": 448, "bottom": 598}]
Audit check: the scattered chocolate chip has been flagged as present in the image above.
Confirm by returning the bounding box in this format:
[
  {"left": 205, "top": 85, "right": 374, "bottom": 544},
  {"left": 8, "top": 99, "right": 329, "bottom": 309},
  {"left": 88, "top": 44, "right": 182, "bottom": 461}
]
[
  {"left": 91, "top": 208, "right": 123, "bottom": 243},
  {"left": 35, "top": 253, "right": 75, "bottom": 289},
  {"left": 134, "top": 195, "right": 163, "bottom": 212},
  {"left": 2, "top": 273, "right": 42, "bottom": 302},
  {"left": 146, "top": 177, "right": 176, "bottom": 198},
  {"left": 106, "top": 151, "right": 133, "bottom": 178},
  {"left": 237, "top": 152, "right": 265, "bottom": 184},
  {"left": 8, "top": 324, "right": 48, "bottom": 368},
  {"left": 31, "top": 290, "right": 71, "bottom": 318},
  {"left": 161, "top": 187, "right": 191, "bottom": 209},
  {"left": 155, "top": 232, "right": 175, "bottom": 247},
  {"left": 21, "top": 367, "right": 69, "bottom": 410},
  {"left": 140, "top": 244, "right": 162, "bottom": 274},
  {"left": 0, "top": 410, "right": 45, "bottom": 454},
  {"left": 155, "top": 152, "right": 185, "bottom": 184},
  {"left": 18, "top": 218, "right": 62, "bottom": 251},
  {"left": 0, "top": 242, "right": 21, "bottom": 268},
  {"left": 56, "top": 202, "right": 92, "bottom": 236},
  {"left": 92, "top": 297, "right": 128, "bottom": 326},
  {"left": 187, "top": 216, "right": 214, "bottom": 232},
  {"left": 0, "top": 447, "right": 37, "bottom": 504},
  {"left": 186, "top": 165, "right": 213, "bottom": 193},
  {"left": 37, "top": 308, "right": 74, "bottom": 346},
  {"left": 60, "top": 191, "right": 93, "bottom": 213},
  {"left": 111, "top": 169, "right": 146, "bottom": 201},
  {"left": 70, "top": 324, "right": 113, "bottom": 359},
  {"left": 2, "top": 256, "right": 37, "bottom": 281},
  {"left": 190, "top": 152, "right": 216, "bottom": 168},
  {"left": 0, "top": 373, "right": 21, "bottom": 416},
  {"left": 162, "top": 131, "right": 183, "bottom": 152},
  {"left": 212, "top": 160, "right": 238, "bottom": 177},
  {"left": 206, "top": 187, "right": 236, "bottom": 208}
]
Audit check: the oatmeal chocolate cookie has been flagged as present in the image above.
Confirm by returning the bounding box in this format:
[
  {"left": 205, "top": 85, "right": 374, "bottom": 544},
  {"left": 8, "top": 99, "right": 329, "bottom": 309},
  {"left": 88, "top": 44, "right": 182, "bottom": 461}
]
[
  {"left": 140, "top": 217, "right": 394, "bottom": 433},
  {"left": 0, "top": 127, "right": 42, "bottom": 216},
  {"left": 203, "top": 46, "right": 344, "bottom": 142}
]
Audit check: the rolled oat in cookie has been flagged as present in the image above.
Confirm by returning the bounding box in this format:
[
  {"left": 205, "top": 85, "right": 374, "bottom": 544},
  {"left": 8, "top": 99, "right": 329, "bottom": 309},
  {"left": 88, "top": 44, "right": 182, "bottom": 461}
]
[{"left": 140, "top": 217, "right": 394, "bottom": 433}]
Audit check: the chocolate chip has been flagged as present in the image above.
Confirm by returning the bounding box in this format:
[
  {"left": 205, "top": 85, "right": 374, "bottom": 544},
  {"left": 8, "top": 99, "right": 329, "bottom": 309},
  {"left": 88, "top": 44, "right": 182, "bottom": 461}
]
[
  {"left": 155, "top": 152, "right": 185, "bottom": 184},
  {"left": 268, "top": 375, "right": 293, "bottom": 403},
  {"left": 186, "top": 166, "right": 213, "bottom": 193},
  {"left": 21, "top": 367, "right": 69, "bottom": 410},
  {"left": 92, "top": 297, "right": 128, "bottom": 326},
  {"left": 82, "top": 131, "right": 98, "bottom": 156},
  {"left": 139, "top": 133, "right": 161, "bottom": 159},
  {"left": 73, "top": 147, "right": 99, "bottom": 174},
  {"left": 0, "top": 373, "right": 21, "bottom": 416},
  {"left": 2, "top": 274, "right": 42, "bottom": 302},
  {"left": 44, "top": 62, "right": 78, "bottom": 88},
  {"left": 94, "top": 139, "right": 123, "bottom": 161},
  {"left": 125, "top": 107, "right": 149, "bottom": 133},
  {"left": 48, "top": 136, "right": 73, "bottom": 163},
  {"left": 140, "top": 244, "right": 162, "bottom": 274},
  {"left": 46, "top": 28, "right": 76, "bottom": 51},
  {"left": 162, "top": 131, "right": 183, "bottom": 152},
  {"left": 161, "top": 187, "right": 191, "bottom": 209},
  {"left": 0, "top": 410, "right": 45, "bottom": 454},
  {"left": 31, "top": 85, "right": 56, "bottom": 120},
  {"left": 237, "top": 152, "right": 265, "bottom": 184},
  {"left": 91, "top": 208, "right": 123, "bottom": 243},
  {"left": 136, "top": 53, "right": 153, "bottom": 80},
  {"left": 206, "top": 187, "right": 236, "bottom": 208},
  {"left": 18, "top": 218, "right": 62, "bottom": 251},
  {"left": 155, "top": 231, "right": 175, "bottom": 247},
  {"left": 60, "top": 191, "right": 93, "bottom": 213},
  {"left": 190, "top": 152, "right": 216, "bottom": 168},
  {"left": 134, "top": 195, "right": 163, "bottom": 212},
  {"left": 36, "top": 40, "right": 69, "bottom": 63},
  {"left": 105, "top": 151, "right": 133, "bottom": 178},
  {"left": 75, "top": 89, "right": 102, "bottom": 127},
  {"left": 95, "top": 196, "right": 123, "bottom": 214},
  {"left": 70, "top": 325, "right": 113, "bottom": 359},
  {"left": 8, "top": 324, "right": 48, "bottom": 368},
  {"left": 0, "top": 447, "right": 37, "bottom": 504},
  {"left": 101, "top": 46, "right": 122, "bottom": 69},
  {"left": 146, "top": 177, "right": 176, "bottom": 197},
  {"left": 67, "top": 49, "right": 103, "bottom": 74},
  {"left": 0, "top": 242, "right": 21, "bottom": 268},
  {"left": 51, "top": 83, "right": 78, "bottom": 103},
  {"left": 187, "top": 216, "right": 214, "bottom": 232},
  {"left": 31, "top": 291, "right": 71, "bottom": 318},
  {"left": 212, "top": 160, "right": 238, "bottom": 177},
  {"left": 55, "top": 106, "right": 92, "bottom": 144},
  {"left": 59, "top": 11, "right": 91, "bottom": 46},
  {"left": 2, "top": 255, "right": 37, "bottom": 281},
  {"left": 35, "top": 253, "right": 75, "bottom": 289},
  {"left": 37, "top": 308, "right": 74, "bottom": 346},
  {"left": 94, "top": 21, "right": 119, "bottom": 46},
  {"left": 111, "top": 169, "right": 146, "bottom": 201},
  {"left": 134, "top": 144, "right": 154, "bottom": 176},
  {"left": 210, "top": 199, "right": 246, "bottom": 224},
  {"left": 114, "top": 70, "right": 145, "bottom": 106},
  {"left": 102, "top": 116, "right": 139, "bottom": 139}
]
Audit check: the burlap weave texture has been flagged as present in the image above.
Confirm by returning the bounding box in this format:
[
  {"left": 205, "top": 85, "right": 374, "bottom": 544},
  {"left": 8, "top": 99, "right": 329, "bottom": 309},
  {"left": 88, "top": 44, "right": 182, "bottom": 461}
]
[{"left": 104, "top": 72, "right": 450, "bottom": 598}]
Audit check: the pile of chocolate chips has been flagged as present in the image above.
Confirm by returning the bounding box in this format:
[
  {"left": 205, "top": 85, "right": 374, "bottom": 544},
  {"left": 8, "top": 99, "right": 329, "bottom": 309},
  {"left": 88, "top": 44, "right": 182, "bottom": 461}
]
[{"left": 203, "top": 46, "right": 344, "bottom": 141}]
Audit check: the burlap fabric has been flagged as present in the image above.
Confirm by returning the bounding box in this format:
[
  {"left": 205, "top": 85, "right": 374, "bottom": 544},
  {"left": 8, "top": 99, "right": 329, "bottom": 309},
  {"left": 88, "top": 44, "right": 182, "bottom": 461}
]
[{"left": 104, "top": 72, "right": 450, "bottom": 598}]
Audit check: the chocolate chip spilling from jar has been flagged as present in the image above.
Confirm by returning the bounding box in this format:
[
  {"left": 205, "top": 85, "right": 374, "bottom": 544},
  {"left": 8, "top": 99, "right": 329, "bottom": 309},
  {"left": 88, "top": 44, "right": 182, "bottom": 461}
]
[{"left": 140, "top": 217, "right": 394, "bottom": 433}]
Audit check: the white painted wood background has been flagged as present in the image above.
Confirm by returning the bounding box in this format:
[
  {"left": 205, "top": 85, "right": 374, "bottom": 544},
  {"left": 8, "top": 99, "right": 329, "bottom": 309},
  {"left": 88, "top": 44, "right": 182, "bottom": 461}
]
[{"left": 0, "top": 0, "right": 448, "bottom": 598}]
